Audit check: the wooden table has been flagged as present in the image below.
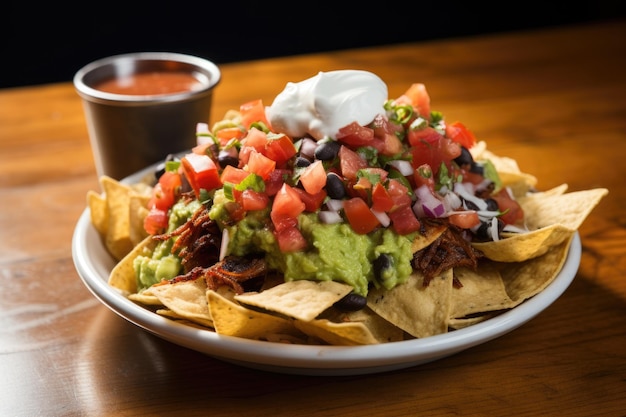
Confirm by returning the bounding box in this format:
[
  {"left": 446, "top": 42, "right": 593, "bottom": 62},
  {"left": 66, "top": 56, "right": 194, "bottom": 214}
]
[{"left": 1, "top": 20, "right": 625, "bottom": 416}]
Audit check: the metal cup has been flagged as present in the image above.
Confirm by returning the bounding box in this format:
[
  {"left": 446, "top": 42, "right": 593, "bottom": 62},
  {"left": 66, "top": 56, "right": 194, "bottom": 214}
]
[{"left": 74, "top": 52, "right": 221, "bottom": 180}]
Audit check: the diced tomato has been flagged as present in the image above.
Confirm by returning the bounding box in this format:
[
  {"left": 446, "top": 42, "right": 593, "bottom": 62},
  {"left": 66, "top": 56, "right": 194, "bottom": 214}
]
[
  {"left": 400, "top": 83, "right": 431, "bottom": 120},
  {"left": 270, "top": 212, "right": 299, "bottom": 233},
  {"left": 388, "top": 205, "right": 421, "bottom": 235},
  {"left": 246, "top": 149, "right": 276, "bottom": 180},
  {"left": 181, "top": 153, "right": 222, "bottom": 196},
  {"left": 272, "top": 183, "right": 305, "bottom": 219},
  {"left": 143, "top": 207, "right": 169, "bottom": 235},
  {"left": 240, "top": 99, "right": 271, "bottom": 130},
  {"left": 409, "top": 127, "right": 461, "bottom": 173},
  {"left": 336, "top": 122, "right": 376, "bottom": 147},
  {"left": 343, "top": 197, "right": 380, "bottom": 234},
  {"left": 448, "top": 211, "right": 480, "bottom": 229},
  {"left": 446, "top": 121, "right": 477, "bottom": 149},
  {"left": 264, "top": 134, "right": 297, "bottom": 165},
  {"left": 148, "top": 170, "right": 181, "bottom": 211},
  {"left": 299, "top": 160, "right": 327, "bottom": 195},
  {"left": 386, "top": 178, "right": 412, "bottom": 210},
  {"left": 371, "top": 182, "right": 395, "bottom": 212},
  {"left": 265, "top": 169, "right": 289, "bottom": 196},
  {"left": 294, "top": 187, "right": 327, "bottom": 212},
  {"left": 380, "top": 133, "right": 404, "bottom": 156},
  {"left": 492, "top": 188, "right": 524, "bottom": 225},
  {"left": 191, "top": 141, "right": 214, "bottom": 156},
  {"left": 220, "top": 165, "right": 249, "bottom": 185},
  {"left": 243, "top": 128, "right": 267, "bottom": 149},
  {"left": 413, "top": 164, "right": 436, "bottom": 192},
  {"left": 339, "top": 145, "right": 368, "bottom": 181},
  {"left": 241, "top": 189, "right": 269, "bottom": 211},
  {"left": 216, "top": 126, "right": 246, "bottom": 146},
  {"left": 275, "top": 226, "right": 308, "bottom": 252}
]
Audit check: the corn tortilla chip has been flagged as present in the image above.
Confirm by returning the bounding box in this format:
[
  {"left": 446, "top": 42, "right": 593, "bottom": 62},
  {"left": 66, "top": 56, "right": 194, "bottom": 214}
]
[
  {"left": 87, "top": 190, "right": 108, "bottom": 237},
  {"left": 128, "top": 193, "right": 150, "bottom": 246},
  {"left": 449, "top": 265, "right": 516, "bottom": 319},
  {"left": 367, "top": 270, "right": 452, "bottom": 338},
  {"left": 518, "top": 188, "right": 608, "bottom": 231},
  {"left": 149, "top": 278, "right": 213, "bottom": 326},
  {"left": 321, "top": 307, "right": 405, "bottom": 343},
  {"left": 294, "top": 318, "right": 380, "bottom": 345},
  {"left": 108, "top": 236, "right": 157, "bottom": 294},
  {"left": 234, "top": 280, "right": 353, "bottom": 322},
  {"left": 101, "top": 176, "right": 135, "bottom": 261},
  {"left": 497, "top": 233, "right": 574, "bottom": 302},
  {"left": 207, "top": 290, "right": 302, "bottom": 340}
]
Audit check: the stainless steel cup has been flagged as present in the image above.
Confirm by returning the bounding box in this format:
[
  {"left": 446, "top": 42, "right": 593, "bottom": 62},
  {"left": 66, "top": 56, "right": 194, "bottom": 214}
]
[{"left": 74, "top": 52, "right": 221, "bottom": 180}]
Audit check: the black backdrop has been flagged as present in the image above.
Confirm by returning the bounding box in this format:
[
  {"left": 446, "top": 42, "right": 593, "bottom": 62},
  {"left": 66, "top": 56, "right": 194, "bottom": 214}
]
[{"left": 3, "top": 1, "right": 626, "bottom": 89}]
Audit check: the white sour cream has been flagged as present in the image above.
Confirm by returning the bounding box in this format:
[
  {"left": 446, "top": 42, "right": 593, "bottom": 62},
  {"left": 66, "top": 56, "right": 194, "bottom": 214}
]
[{"left": 266, "top": 70, "right": 388, "bottom": 140}]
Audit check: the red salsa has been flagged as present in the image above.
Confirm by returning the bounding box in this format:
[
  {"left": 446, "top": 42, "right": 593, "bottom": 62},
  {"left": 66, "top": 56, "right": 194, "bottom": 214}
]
[{"left": 95, "top": 71, "right": 203, "bottom": 95}]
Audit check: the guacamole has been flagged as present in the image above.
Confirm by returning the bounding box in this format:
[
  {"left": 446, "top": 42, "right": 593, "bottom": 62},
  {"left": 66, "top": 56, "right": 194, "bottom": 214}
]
[{"left": 223, "top": 210, "right": 415, "bottom": 296}]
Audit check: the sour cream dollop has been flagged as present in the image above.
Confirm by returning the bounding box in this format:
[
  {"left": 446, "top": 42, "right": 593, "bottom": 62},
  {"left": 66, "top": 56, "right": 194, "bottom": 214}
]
[{"left": 266, "top": 70, "right": 388, "bottom": 141}]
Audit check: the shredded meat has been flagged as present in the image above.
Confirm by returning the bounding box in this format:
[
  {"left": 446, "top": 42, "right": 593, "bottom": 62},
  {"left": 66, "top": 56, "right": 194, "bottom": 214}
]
[
  {"left": 411, "top": 221, "right": 484, "bottom": 287},
  {"left": 155, "top": 204, "right": 222, "bottom": 272}
]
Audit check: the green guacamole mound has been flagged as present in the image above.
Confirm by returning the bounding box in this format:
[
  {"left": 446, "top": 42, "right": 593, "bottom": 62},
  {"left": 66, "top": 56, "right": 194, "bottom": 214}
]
[{"left": 225, "top": 211, "right": 415, "bottom": 296}]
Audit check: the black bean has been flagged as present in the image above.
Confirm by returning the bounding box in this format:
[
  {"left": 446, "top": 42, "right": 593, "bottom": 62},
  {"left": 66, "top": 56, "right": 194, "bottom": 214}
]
[
  {"left": 485, "top": 197, "right": 499, "bottom": 211},
  {"left": 373, "top": 254, "right": 393, "bottom": 282},
  {"left": 294, "top": 156, "right": 311, "bottom": 167},
  {"left": 314, "top": 140, "right": 341, "bottom": 161},
  {"left": 453, "top": 146, "right": 474, "bottom": 167},
  {"left": 469, "top": 162, "right": 484, "bottom": 175},
  {"left": 218, "top": 149, "right": 239, "bottom": 169},
  {"left": 333, "top": 293, "right": 367, "bottom": 311},
  {"left": 325, "top": 172, "right": 346, "bottom": 199}
]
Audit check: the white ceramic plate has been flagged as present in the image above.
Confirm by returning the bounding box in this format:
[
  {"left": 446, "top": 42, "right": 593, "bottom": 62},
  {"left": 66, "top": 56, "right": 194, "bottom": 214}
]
[{"left": 72, "top": 167, "right": 581, "bottom": 376}]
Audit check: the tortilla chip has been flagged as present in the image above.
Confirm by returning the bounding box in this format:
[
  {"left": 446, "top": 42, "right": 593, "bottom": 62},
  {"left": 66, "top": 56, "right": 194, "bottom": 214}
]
[
  {"left": 207, "top": 290, "right": 302, "bottom": 340},
  {"left": 100, "top": 176, "right": 135, "bottom": 261},
  {"left": 411, "top": 219, "right": 448, "bottom": 253},
  {"left": 448, "top": 312, "right": 499, "bottom": 330},
  {"left": 128, "top": 291, "right": 162, "bottom": 306},
  {"left": 367, "top": 270, "right": 452, "bottom": 338},
  {"left": 321, "top": 307, "right": 405, "bottom": 343},
  {"left": 108, "top": 236, "right": 157, "bottom": 294},
  {"left": 497, "top": 233, "right": 574, "bottom": 302},
  {"left": 87, "top": 190, "right": 108, "bottom": 237},
  {"left": 234, "top": 280, "right": 353, "bottom": 322},
  {"left": 149, "top": 278, "right": 213, "bottom": 326},
  {"left": 449, "top": 265, "right": 516, "bottom": 319},
  {"left": 156, "top": 308, "right": 214, "bottom": 328},
  {"left": 294, "top": 318, "right": 380, "bottom": 345},
  {"left": 128, "top": 193, "right": 150, "bottom": 246},
  {"left": 518, "top": 188, "right": 608, "bottom": 231},
  {"left": 472, "top": 225, "right": 573, "bottom": 262}
]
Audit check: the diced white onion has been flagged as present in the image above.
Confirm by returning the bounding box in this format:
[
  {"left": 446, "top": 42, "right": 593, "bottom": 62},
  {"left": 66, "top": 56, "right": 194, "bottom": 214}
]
[
  {"left": 318, "top": 210, "right": 343, "bottom": 224},
  {"left": 414, "top": 184, "right": 446, "bottom": 218},
  {"left": 489, "top": 217, "right": 500, "bottom": 241},
  {"left": 299, "top": 137, "right": 318, "bottom": 159},
  {"left": 371, "top": 209, "right": 390, "bottom": 227},
  {"left": 325, "top": 199, "right": 344, "bottom": 212},
  {"left": 219, "top": 228, "right": 230, "bottom": 261},
  {"left": 503, "top": 224, "right": 530, "bottom": 234},
  {"left": 454, "top": 182, "right": 488, "bottom": 211},
  {"left": 388, "top": 160, "right": 414, "bottom": 176}
]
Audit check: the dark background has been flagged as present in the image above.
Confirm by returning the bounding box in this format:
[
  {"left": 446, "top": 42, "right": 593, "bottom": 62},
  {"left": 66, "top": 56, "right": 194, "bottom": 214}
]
[{"left": 3, "top": 1, "right": 626, "bottom": 89}]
